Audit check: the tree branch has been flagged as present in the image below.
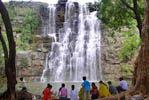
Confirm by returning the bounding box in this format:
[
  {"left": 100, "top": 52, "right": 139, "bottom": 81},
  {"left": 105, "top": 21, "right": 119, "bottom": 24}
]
[
  {"left": 0, "top": 26, "right": 8, "bottom": 62},
  {"left": 120, "top": 0, "right": 142, "bottom": 38},
  {"left": 120, "top": 0, "right": 135, "bottom": 11},
  {"left": 0, "top": 1, "right": 16, "bottom": 99},
  {"left": 0, "top": 0, "right": 16, "bottom": 58},
  {"left": 133, "top": 0, "right": 138, "bottom": 10}
]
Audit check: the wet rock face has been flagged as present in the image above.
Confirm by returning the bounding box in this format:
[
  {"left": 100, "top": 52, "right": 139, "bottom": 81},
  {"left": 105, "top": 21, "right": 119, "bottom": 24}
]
[
  {"left": 40, "top": 0, "right": 79, "bottom": 34},
  {"left": 55, "top": 2, "right": 79, "bottom": 34},
  {"left": 16, "top": 36, "right": 53, "bottom": 81}
]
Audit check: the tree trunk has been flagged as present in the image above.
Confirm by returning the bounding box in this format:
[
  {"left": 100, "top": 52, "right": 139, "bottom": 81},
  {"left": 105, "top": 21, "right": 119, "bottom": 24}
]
[
  {"left": 133, "top": 0, "right": 149, "bottom": 95},
  {"left": 0, "top": 0, "right": 16, "bottom": 100}
]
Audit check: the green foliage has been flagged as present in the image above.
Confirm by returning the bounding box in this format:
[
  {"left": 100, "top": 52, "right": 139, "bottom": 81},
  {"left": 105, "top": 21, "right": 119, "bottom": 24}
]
[
  {"left": 88, "top": 2, "right": 100, "bottom": 12},
  {"left": 7, "top": 2, "right": 16, "bottom": 21},
  {"left": 0, "top": 45, "right": 4, "bottom": 65},
  {"left": 0, "top": 5, "right": 39, "bottom": 53},
  {"left": 0, "top": 75, "right": 7, "bottom": 94},
  {"left": 107, "top": 31, "right": 115, "bottom": 37},
  {"left": 15, "top": 27, "right": 22, "bottom": 33},
  {"left": 119, "top": 28, "right": 141, "bottom": 61},
  {"left": 16, "top": 8, "right": 39, "bottom": 51},
  {"left": 40, "top": 4, "right": 45, "bottom": 9},
  {"left": 24, "top": 9, "right": 39, "bottom": 34},
  {"left": 20, "top": 57, "right": 28, "bottom": 68},
  {"left": 122, "top": 64, "right": 133, "bottom": 78},
  {"left": 96, "top": 0, "right": 144, "bottom": 32},
  {"left": 16, "top": 39, "right": 30, "bottom": 51},
  {"left": 0, "top": 16, "right": 2, "bottom": 24},
  {"left": 0, "top": 33, "right": 8, "bottom": 65},
  {"left": 0, "top": 76, "right": 4, "bottom": 87}
]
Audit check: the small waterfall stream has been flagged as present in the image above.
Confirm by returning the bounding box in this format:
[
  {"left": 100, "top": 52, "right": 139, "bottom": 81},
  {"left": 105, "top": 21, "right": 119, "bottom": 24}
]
[{"left": 41, "top": 0, "right": 102, "bottom": 82}]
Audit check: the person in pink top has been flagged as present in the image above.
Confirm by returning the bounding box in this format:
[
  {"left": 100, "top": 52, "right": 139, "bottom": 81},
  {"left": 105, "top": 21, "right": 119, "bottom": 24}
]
[{"left": 59, "top": 83, "right": 67, "bottom": 99}]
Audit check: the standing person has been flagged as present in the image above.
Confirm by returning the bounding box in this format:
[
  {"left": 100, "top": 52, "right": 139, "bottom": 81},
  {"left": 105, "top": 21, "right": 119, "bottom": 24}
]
[
  {"left": 99, "top": 81, "right": 111, "bottom": 98},
  {"left": 107, "top": 81, "right": 117, "bottom": 95},
  {"left": 43, "top": 84, "right": 55, "bottom": 100},
  {"left": 82, "top": 76, "right": 91, "bottom": 100},
  {"left": 59, "top": 83, "right": 67, "bottom": 99},
  {"left": 79, "top": 85, "right": 89, "bottom": 100},
  {"left": 90, "top": 82, "right": 99, "bottom": 99},
  {"left": 117, "top": 77, "right": 128, "bottom": 93},
  {"left": 20, "top": 77, "right": 26, "bottom": 89},
  {"left": 69, "top": 85, "right": 79, "bottom": 100}
]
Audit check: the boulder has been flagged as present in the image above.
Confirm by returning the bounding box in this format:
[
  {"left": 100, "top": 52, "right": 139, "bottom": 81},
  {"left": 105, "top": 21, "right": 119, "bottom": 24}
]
[{"left": 17, "top": 88, "right": 32, "bottom": 100}]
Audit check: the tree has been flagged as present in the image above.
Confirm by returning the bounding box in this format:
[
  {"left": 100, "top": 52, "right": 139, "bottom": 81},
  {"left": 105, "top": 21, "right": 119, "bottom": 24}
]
[
  {"left": 0, "top": 0, "right": 16, "bottom": 100},
  {"left": 97, "top": 0, "right": 144, "bottom": 37},
  {"left": 97, "top": 0, "right": 149, "bottom": 99},
  {"left": 98, "top": 0, "right": 149, "bottom": 95},
  {"left": 133, "top": 0, "right": 149, "bottom": 95},
  {"left": 120, "top": 0, "right": 143, "bottom": 37}
]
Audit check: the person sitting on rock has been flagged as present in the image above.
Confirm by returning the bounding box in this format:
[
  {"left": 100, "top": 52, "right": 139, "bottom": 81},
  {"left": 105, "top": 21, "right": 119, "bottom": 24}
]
[
  {"left": 99, "top": 80, "right": 111, "bottom": 98},
  {"left": 43, "top": 84, "right": 55, "bottom": 100},
  {"left": 69, "top": 85, "right": 79, "bottom": 100},
  {"left": 107, "top": 81, "right": 118, "bottom": 95},
  {"left": 117, "top": 77, "right": 128, "bottom": 93},
  {"left": 90, "top": 82, "right": 99, "bottom": 99},
  {"left": 19, "top": 77, "right": 26, "bottom": 89},
  {"left": 59, "top": 83, "right": 67, "bottom": 99},
  {"left": 17, "top": 87, "right": 32, "bottom": 100}
]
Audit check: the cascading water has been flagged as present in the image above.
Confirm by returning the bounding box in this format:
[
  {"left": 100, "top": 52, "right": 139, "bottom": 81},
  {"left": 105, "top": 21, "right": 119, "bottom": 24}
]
[{"left": 41, "top": 0, "right": 102, "bottom": 82}]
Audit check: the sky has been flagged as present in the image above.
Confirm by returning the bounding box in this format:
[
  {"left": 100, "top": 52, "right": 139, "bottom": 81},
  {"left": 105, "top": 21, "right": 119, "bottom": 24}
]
[{"left": 2, "top": 0, "right": 99, "bottom": 4}]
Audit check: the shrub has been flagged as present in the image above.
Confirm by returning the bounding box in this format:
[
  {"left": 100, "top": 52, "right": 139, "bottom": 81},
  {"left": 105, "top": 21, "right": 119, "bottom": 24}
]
[
  {"left": 20, "top": 57, "right": 28, "bottom": 68},
  {"left": 122, "top": 64, "right": 133, "bottom": 78},
  {"left": 119, "top": 31, "right": 140, "bottom": 61}
]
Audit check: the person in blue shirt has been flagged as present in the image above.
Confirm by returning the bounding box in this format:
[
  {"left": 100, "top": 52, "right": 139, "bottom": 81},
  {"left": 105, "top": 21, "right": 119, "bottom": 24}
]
[{"left": 82, "top": 76, "right": 91, "bottom": 100}]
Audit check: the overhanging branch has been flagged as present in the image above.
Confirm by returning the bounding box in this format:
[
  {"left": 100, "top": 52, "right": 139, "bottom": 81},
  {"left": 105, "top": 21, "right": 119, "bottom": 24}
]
[
  {"left": 120, "top": 0, "right": 142, "bottom": 38},
  {"left": 120, "top": 0, "right": 135, "bottom": 11}
]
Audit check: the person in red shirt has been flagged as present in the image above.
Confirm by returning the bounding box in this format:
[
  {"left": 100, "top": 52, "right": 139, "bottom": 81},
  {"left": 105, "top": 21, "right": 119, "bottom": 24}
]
[{"left": 43, "top": 84, "right": 55, "bottom": 100}]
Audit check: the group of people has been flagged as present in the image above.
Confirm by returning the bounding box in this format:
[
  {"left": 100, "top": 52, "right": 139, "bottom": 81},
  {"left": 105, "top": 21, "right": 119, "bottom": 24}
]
[{"left": 42, "top": 76, "right": 128, "bottom": 100}]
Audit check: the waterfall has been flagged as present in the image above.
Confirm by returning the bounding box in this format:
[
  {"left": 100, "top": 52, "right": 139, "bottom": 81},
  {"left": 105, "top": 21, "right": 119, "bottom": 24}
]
[{"left": 41, "top": 1, "right": 102, "bottom": 82}]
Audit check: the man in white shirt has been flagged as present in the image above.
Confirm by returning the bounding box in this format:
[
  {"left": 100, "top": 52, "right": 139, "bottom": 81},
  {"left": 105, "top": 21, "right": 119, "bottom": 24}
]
[
  {"left": 20, "top": 77, "right": 26, "bottom": 89},
  {"left": 117, "top": 77, "right": 128, "bottom": 93}
]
